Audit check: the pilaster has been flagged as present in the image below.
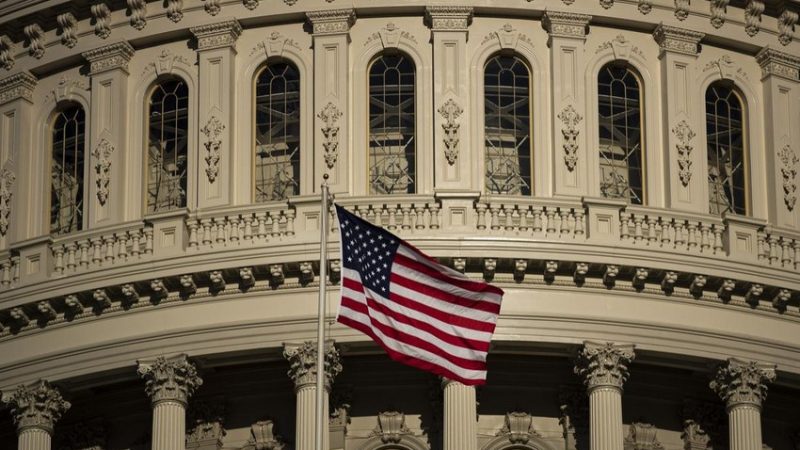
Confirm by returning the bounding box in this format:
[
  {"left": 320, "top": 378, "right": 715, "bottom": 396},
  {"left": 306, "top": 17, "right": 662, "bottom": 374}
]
[
  {"left": 81, "top": 41, "right": 134, "bottom": 228},
  {"left": 190, "top": 20, "right": 242, "bottom": 209},
  {"left": 574, "top": 341, "right": 635, "bottom": 450},
  {"left": 543, "top": 11, "right": 591, "bottom": 198},
  {"left": 307, "top": 9, "right": 355, "bottom": 195},
  {"left": 425, "top": 6, "right": 473, "bottom": 190},
  {"left": 4, "top": 380, "right": 70, "bottom": 450},
  {"left": 756, "top": 47, "right": 800, "bottom": 229},
  {"left": 0, "top": 71, "right": 36, "bottom": 245},
  {"left": 441, "top": 378, "right": 477, "bottom": 450},
  {"left": 653, "top": 24, "right": 705, "bottom": 214}
]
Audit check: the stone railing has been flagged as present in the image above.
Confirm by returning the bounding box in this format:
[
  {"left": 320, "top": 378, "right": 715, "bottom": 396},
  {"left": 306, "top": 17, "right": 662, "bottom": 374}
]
[
  {"left": 187, "top": 203, "right": 296, "bottom": 249},
  {"left": 0, "top": 253, "right": 18, "bottom": 288},
  {"left": 758, "top": 227, "right": 800, "bottom": 271},
  {"left": 50, "top": 222, "right": 154, "bottom": 275},
  {"left": 474, "top": 197, "right": 586, "bottom": 239},
  {"left": 333, "top": 195, "right": 440, "bottom": 233},
  {"left": 619, "top": 207, "right": 725, "bottom": 255}
]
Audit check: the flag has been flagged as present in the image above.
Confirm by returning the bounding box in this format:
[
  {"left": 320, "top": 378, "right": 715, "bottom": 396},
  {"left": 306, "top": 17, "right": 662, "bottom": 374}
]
[{"left": 335, "top": 204, "right": 504, "bottom": 385}]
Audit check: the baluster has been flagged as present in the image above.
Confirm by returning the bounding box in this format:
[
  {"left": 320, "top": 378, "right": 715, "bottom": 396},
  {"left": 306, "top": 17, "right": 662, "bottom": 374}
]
[
  {"left": 518, "top": 206, "right": 529, "bottom": 232},
  {"left": 1, "top": 259, "right": 10, "bottom": 286},
  {"left": 201, "top": 218, "right": 213, "bottom": 245},
  {"left": 53, "top": 245, "right": 65, "bottom": 274},
  {"left": 545, "top": 209, "right": 557, "bottom": 234},
  {"left": 429, "top": 204, "right": 440, "bottom": 229},
  {"left": 11, "top": 256, "right": 19, "bottom": 283},
  {"left": 144, "top": 228, "right": 154, "bottom": 254},
  {"left": 229, "top": 216, "right": 241, "bottom": 242},
  {"left": 285, "top": 209, "right": 295, "bottom": 235},
  {"left": 781, "top": 238, "right": 793, "bottom": 268},
  {"left": 490, "top": 205, "right": 501, "bottom": 230},
  {"left": 401, "top": 206, "right": 412, "bottom": 230},
  {"left": 646, "top": 217, "right": 658, "bottom": 244},
  {"left": 271, "top": 212, "right": 281, "bottom": 237},
  {"left": 699, "top": 223, "right": 711, "bottom": 252},
  {"left": 620, "top": 212, "right": 631, "bottom": 240},
  {"left": 574, "top": 209, "right": 585, "bottom": 236},
  {"left": 475, "top": 203, "right": 487, "bottom": 229},
  {"left": 187, "top": 219, "right": 199, "bottom": 247},
  {"left": 130, "top": 231, "right": 142, "bottom": 257},
  {"left": 633, "top": 215, "right": 644, "bottom": 242},
  {"left": 768, "top": 235, "right": 779, "bottom": 265},
  {"left": 242, "top": 215, "right": 254, "bottom": 240},
  {"left": 507, "top": 206, "right": 517, "bottom": 231},
  {"left": 117, "top": 232, "right": 129, "bottom": 261},
  {"left": 65, "top": 243, "right": 77, "bottom": 270},
  {"left": 532, "top": 208, "right": 543, "bottom": 233},
  {"left": 712, "top": 225, "right": 724, "bottom": 254},
  {"left": 79, "top": 240, "right": 91, "bottom": 267},
  {"left": 660, "top": 218, "right": 671, "bottom": 247},
  {"left": 91, "top": 237, "right": 103, "bottom": 265},
  {"left": 687, "top": 223, "right": 698, "bottom": 250},
  {"left": 104, "top": 236, "right": 115, "bottom": 262},
  {"left": 216, "top": 218, "right": 227, "bottom": 243},
  {"left": 756, "top": 230, "right": 767, "bottom": 260},
  {"left": 416, "top": 205, "right": 427, "bottom": 230},
  {"left": 387, "top": 206, "right": 398, "bottom": 230},
  {"left": 794, "top": 241, "right": 800, "bottom": 270},
  {"left": 559, "top": 210, "right": 570, "bottom": 235},
  {"left": 256, "top": 212, "right": 268, "bottom": 239},
  {"left": 674, "top": 221, "right": 686, "bottom": 250}
]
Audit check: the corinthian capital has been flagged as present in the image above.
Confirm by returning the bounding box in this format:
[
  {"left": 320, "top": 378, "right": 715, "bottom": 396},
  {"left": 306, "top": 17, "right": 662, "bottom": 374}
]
[
  {"left": 574, "top": 341, "right": 635, "bottom": 391},
  {"left": 710, "top": 358, "right": 776, "bottom": 410},
  {"left": 283, "top": 341, "right": 342, "bottom": 391},
  {"left": 137, "top": 354, "right": 203, "bottom": 406},
  {"left": 3, "top": 380, "right": 71, "bottom": 433}
]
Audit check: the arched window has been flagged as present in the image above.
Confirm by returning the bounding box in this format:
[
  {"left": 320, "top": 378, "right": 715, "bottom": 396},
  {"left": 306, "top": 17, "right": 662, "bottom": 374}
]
[
  {"left": 706, "top": 82, "right": 747, "bottom": 215},
  {"left": 254, "top": 61, "right": 301, "bottom": 202},
  {"left": 598, "top": 62, "right": 644, "bottom": 204},
  {"left": 51, "top": 104, "right": 86, "bottom": 235},
  {"left": 146, "top": 77, "right": 188, "bottom": 213},
  {"left": 368, "top": 53, "right": 416, "bottom": 195},
  {"left": 484, "top": 54, "right": 532, "bottom": 196}
]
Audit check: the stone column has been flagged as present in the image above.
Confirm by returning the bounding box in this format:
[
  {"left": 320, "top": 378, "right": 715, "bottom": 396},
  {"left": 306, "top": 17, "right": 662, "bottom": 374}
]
[
  {"left": 284, "top": 341, "right": 342, "bottom": 450},
  {"left": 710, "top": 358, "right": 776, "bottom": 450},
  {"left": 574, "top": 341, "right": 635, "bottom": 450},
  {"left": 306, "top": 9, "right": 354, "bottom": 195},
  {"left": 137, "top": 354, "right": 203, "bottom": 450},
  {"left": 441, "top": 378, "right": 477, "bottom": 450},
  {"left": 755, "top": 48, "right": 800, "bottom": 229},
  {"left": 652, "top": 25, "right": 705, "bottom": 213},
  {"left": 3, "top": 379, "right": 71, "bottom": 450},
  {"left": 81, "top": 41, "right": 134, "bottom": 227}
]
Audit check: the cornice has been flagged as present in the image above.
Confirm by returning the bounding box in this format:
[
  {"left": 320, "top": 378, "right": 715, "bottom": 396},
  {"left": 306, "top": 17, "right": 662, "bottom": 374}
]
[
  {"left": 306, "top": 8, "right": 356, "bottom": 36},
  {"left": 653, "top": 23, "right": 704, "bottom": 57},
  {"left": 190, "top": 19, "right": 243, "bottom": 51},
  {"left": 756, "top": 46, "right": 800, "bottom": 81},
  {"left": 425, "top": 6, "right": 474, "bottom": 31},
  {"left": 542, "top": 11, "right": 591, "bottom": 41},
  {"left": 81, "top": 41, "right": 135, "bottom": 76},
  {"left": 0, "top": 70, "right": 35, "bottom": 105}
]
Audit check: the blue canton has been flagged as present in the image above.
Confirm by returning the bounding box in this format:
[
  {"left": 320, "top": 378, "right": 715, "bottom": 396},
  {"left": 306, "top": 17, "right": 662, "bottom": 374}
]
[{"left": 337, "top": 205, "right": 401, "bottom": 295}]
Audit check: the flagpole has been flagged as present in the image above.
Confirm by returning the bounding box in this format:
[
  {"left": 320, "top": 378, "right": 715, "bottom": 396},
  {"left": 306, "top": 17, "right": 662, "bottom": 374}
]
[{"left": 315, "top": 174, "right": 329, "bottom": 450}]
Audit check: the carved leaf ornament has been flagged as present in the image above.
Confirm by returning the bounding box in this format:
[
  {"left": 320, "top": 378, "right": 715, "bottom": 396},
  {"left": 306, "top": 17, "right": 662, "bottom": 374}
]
[
  {"left": 558, "top": 105, "right": 583, "bottom": 171},
  {"left": 672, "top": 120, "right": 696, "bottom": 186},
  {"left": 92, "top": 139, "right": 114, "bottom": 205},
  {"left": 438, "top": 98, "right": 463, "bottom": 165},
  {"left": 318, "top": 102, "right": 343, "bottom": 169},
  {"left": 201, "top": 116, "right": 225, "bottom": 183}
]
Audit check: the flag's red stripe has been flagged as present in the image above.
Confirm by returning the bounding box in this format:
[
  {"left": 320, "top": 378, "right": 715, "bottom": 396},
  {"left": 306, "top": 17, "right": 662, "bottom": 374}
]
[
  {"left": 337, "top": 315, "right": 486, "bottom": 386},
  {"left": 391, "top": 270, "right": 501, "bottom": 314},
  {"left": 394, "top": 251, "right": 504, "bottom": 296}
]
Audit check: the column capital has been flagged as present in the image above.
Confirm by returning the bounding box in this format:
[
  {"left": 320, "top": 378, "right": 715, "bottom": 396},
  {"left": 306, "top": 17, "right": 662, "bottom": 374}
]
[
  {"left": 756, "top": 47, "right": 800, "bottom": 81},
  {"left": 3, "top": 380, "right": 71, "bottom": 434},
  {"left": 82, "top": 41, "right": 135, "bottom": 76},
  {"left": 425, "top": 6, "right": 473, "bottom": 31},
  {"left": 653, "top": 24, "right": 704, "bottom": 57},
  {"left": 574, "top": 341, "right": 635, "bottom": 391},
  {"left": 710, "top": 358, "right": 776, "bottom": 410},
  {"left": 283, "top": 341, "right": 342, "bottom": 391},
  {"left": 306, "top": 9, "right": 356, "bottom": 36},
  {"left": 190, "top": 20, "right": 243, "bottom": 51},
  {"left": 0, "top": 71, "right": 36, "bottom": 106},
  {"left": 137, "top": 354, "right": 203, "bottom": 406},
  {"left": 542, "top": 11, "right": 591, "bottom": 41}
]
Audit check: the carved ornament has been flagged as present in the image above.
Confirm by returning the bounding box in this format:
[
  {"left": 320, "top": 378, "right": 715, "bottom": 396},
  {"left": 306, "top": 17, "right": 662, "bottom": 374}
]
[
  {"left": 245, "top": 420, "right": 285, "bottom": 449},
  {"left": 778, "top": 9, "right": 798, "bottom": 45},
  {"left": 128, "top": 0, "right": 147, "bottom": 30},
  {"left": 201, "top": 116, "right": 225, "bottom": 183},
  {"left": 92, "top": 139, "right": 114, "bottom": 205},
  {"left": 497, "top": 412, "right": 540, "bottom": 444},
  {"left": 778, "top": 145, "right": 798, "bottom": 210},
  {"left": 574, "top": 341, "right": 635, "bottom": 390},
  {"left": 243, "top": 0, "right": 259, "bottom": 10},
  {"left": 283, "top": 341, "right": 342, "bottom": 390},
  {"left": 481, "top": 23, "right": 533, "bottom": 49},
  {"left": 306, "top": 9, "right": 356, "bottom": 35},
  {"left": 91, "top": 3, "right": 112, "bottom": 39},
  {"left": 710, "top": 0, "right": 729, "bottom": 28},
  {"left": 190, "top": 20, "right": 243, "bottom": 51},
  {"left": 187, "top": 400, "right": 226, "bottom": 448},
  {"left": 709, "top": 358, "right": 776, "bottom": 409},
  {"left": 57, "top": 13, "right": 78, "bottom": 48},
  {"left": 251, "top": 32, "right": 301, "bottom": 58},
  {"left": 45, "top": 74, "right": 88, "bottom": 106},
  {"left": 703, "top": 55, "right": 747, "bottom": 81},
  {"left": 137, "top": 354, "right": 203, "bottom": 406},
  {"left": 82, "top": 41, "right": 135, "bottom": 76},
  {"left": 595, "top": 34, "right": 644, "bottom": 59},
  {"left": 365, "top": 23, "right": 418, "bottom": 48},
  {"left": 23, "top": 24, "right": 44, "bottom": 59},
  {"left": 756, "top": 47, "right": 800, "bottom": 81},
  {"left": 558, "top": 105, "right": 583, "bottom": 171},
  {"left": 438, "top": 98, "right": 463, "bottom": 165},
  {"left": 623, "top": 422, "right": 664, "bottom": 450},
  {"left": 3, "top": 380, "right": 71, "bottom": 433},
  {"left": 204, "top": 0, "right": 221, "bottom": 16},
  {"left": 0, "top": 71, "right": 36, "bottom": 105},
  {"left": 371, "top": 411, "right": 411, "bottom": 443},
  {"left": 0, "top": 36, "right": 14, "bottom": 70},
  {"left": 653, "top": 24, "right": 704, "bottom": 56},
  {"left": 167, "top": 0, "right": 184, "bottom": 22},
  {"left": 142, "top": 49, "right": 192, "bottom": 77},
  {"left": 638, "top": 0, "right": 653, "bottom": 14},
  {"left": 542, "top": 11, "right": 591, "bottom": 40},
  {"left": 745, "top": 0, "right": 765, "bottom": 36},
  {"left": 425, "top": 6, "right": 474, "bottom": 31},
  {"left": 318, "top": 102, "right": 343, "bottom": 169},
  {"left": 672, "top": 120, "right": 695, "bottom": 186},
  {"left": 0, "top": 163, "right": 15, "bottom": 236},
  {"left": 674, "top": 0, "right": 690, "bottom": 20}
]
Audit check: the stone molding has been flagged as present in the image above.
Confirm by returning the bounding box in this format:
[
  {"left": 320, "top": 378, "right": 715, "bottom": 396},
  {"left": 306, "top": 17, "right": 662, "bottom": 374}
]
[
  {"left": 306, "top": 9, "right": 356, "bottom": 36},
  {"left": 371, "top": 411, "right": 412, "bottom": 443},
  {"left": 186, "top": 399, "right": 226, "bottom": 449},
  {"left": 756, "top": 47, "right": 800, "bottom": 81},
  {"left": 623, "top": 422, "right": 664, "bottom": 450},
  {"left": 542, "top": 11, "right": 591, "bottom": 41},
  {"left": 710, "top": 358, "right": 776, "bottom": 410},
  {"left": 190, "top": 20, "right": 243, "bottom": 51},
  {"left": 0, "top": 71, "right": 36, "bottom": 105},
  {"left": 137, "top": 354, "right": 203, "bottom": 406},
  {"left": 244, "top": 420, "right": 285, "bottom": 450},
  {"left": 574, "top": 341, "right": 635, "bottom": 391},
  {"left": 3, "top": 379, "right": 71, "bottom": 434},
  {"left": 283, "top": 341, "right": 342, "bottom": 391},
  {"left": 425, "top": 6, "right": 474, "bottom": 31},
  {"left": 653, "top": 24, "right": 704, "bottom": 56},
  {"left": 82, "top": 41, "right": 135, "bottom": 76}
]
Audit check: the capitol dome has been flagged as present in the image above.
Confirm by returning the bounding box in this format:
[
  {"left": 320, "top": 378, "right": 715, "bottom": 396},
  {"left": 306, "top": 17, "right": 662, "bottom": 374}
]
[{"left": 0, "top": 0, "right": 799, "bottom": 449}]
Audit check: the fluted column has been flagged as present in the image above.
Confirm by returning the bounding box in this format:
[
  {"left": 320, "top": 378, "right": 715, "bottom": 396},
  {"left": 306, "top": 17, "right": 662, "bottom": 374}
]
[
  {"left": 3, "top": 379, "right": 70, "bottom": 450},
  {"left": 284, "top": 341, "right": 342, "bottom": 450},
  {"left": 441, "top": 378, "right": 477, "bottom": 450},
  {"left": 574, "top": 341, "right": 635, "bottom": 450},
  {"left": 137, "top": 354, "right": 203, "bottom": 450},
  {"left": 710, "top": 359, "right": 776, "bottom": 450}
]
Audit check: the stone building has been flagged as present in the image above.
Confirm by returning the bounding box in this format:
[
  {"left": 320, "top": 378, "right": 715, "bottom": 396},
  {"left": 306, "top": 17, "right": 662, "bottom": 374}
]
[{"left": 0, "top": 0, "right": 798, "bottom": 449}]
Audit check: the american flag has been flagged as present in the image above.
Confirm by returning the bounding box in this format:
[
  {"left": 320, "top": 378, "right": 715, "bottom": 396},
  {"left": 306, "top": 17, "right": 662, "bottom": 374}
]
[{"left": 335, "top": 205, "right": 504, "bottom": 385}]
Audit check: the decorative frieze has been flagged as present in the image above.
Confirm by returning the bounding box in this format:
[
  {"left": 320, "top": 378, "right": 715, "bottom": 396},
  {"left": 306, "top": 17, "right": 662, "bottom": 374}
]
[
  {"left": 92, "top": 138, "right": 114, "bottom": 205},
  {"left": 624, "top": 422, "right": 664, "bottom": 449},
  {"left": 82, "top": 41, "right": 135, "bottom": 76},
  {"left": 756, "top": 47, "right": 800, "bottom": 81},
  {"left": 91, "top": 3, "right": 112, "bottom": 39},
  {"left": 201, "top": 116, "right": 224, "bottom": 183},
  {"left": 283, "top": 341, "right": 342, "bottom": 390},
  {"left": 306, "top": 9, "right": 356, "bottom": 36},
  {"left": 0, "top": 71, "right": 36, "bottom": 105},
  {"left": 674, "top": 0, "right": 690, "bottom": 20},
  {"left": 190, "top": 20, "right": 243, "bottom": 51},
  {"left": 92, "top": 288, "right": 111, "bottom": 312},
  {"left": 23, "top": 24, "right": 44, "bottom": 59},
  {"left": 779, "top": 9, "right": 798, "bottom": 45},
  {"left": 653, "top": 24, "right": 704, "bottom": 56},
  {"left": 542, "top": 11, "right": 591, "bottom": 41},
  {"left": 0, "top": 163, "right": 15, "bottom": 236},
  {"left": 127, "top": 0, "right": 147, "bottom": 30},
  {"left": 137, "top": 354, "right": 203, "bottom": 406},
  {"left": 57, "top": 13, "right": 78, "bottom": 48},
  {"left": 425, "top": 6, "right": 474, "bottom": 31},
  {"left": 745, "top": 0, "right": 765, "bottom": 36},
  {"left": 558, "top": 105, "right": 583, "bottom": 171},
  {"left": 575, "top": 341, "right": 635, "bottom": 390},
  {"left": 438, "top": 98, "right": 463, "bottom": 166},
  {"left": 180, "top": 274, "right": 197, "bottom": 296},
  {"left": 672, "top": 120, "right": 696, "bottom": 186},
  {"left": 710, "top": 358, "right": 776, "bottom": 409},
  {"left": 318, "top": 102, "right": 343, "bottom": 169},
  {"left": 710, "top": 0, "right": 729, "bottom": 28},
  {"left": 0, "top": 36, "right": 14, "bottom": 70},
  {"left": 4, "top": 380, "right": 71, "bottom": 433},
  {"left": 239, "top": 267, "right": 255, "bottom": 290},
  {"left": 37, "top": 301, "right": 57, "bottom": 322},
  {"left": 167, "top": 0, "right": 184, "bottom": 22}
]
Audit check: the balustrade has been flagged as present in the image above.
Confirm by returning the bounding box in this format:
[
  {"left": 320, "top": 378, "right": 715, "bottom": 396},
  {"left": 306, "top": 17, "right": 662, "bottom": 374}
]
[
  {"left": 619, "top": 209, "right": 725, "bottom": 255},
  {"left": 187, "top": 204, "right": 296, "bottom": 249},
  {"left": 474, "top": 198, "right": 586, "bottom": 239},
  {"left": 50, "top": 223, "right": 153, "bottom": 275}
]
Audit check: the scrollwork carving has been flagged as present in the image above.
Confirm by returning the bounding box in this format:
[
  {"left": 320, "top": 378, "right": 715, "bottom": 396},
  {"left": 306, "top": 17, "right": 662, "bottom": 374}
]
[
  {"left": 371, "top": 411, "right": 411, "bottom": 443},
  {"left": 778, "top": 145, "right": 798, "bottom": 210},
  {"left": 167, "top": 0, "right": 184, "bottom": 22},
  {"left": 779, "top": 9, "right": 798, "bottom": 46},
  {"left": 92, "top": 139, "right": 114, "bottom": 205},
  {"left": 91, "top": 3, "right": 112, "bottom": 39},
  {"left": 672, "top": 120, "right": 695, "bottom": 186},
  {"left": 674, "top": 0, "right": 690, "bottom": 21},
  {"left": 745, "top": 0, "right": 765, "bottom": 36},
  {"left": 243, "top": 0, "right": 259, "bottom": 9},
  {"left": 438, "top": 98, "right": 463, "bottom": 166},
  {"left": 710, "top": 0, "right": 729, "bottom": 28},
  {"left": 57, "top": 13, "right": 78, "bottom": 48},
  {"left": 0, "top": 163, "right": 15, "bottom": 236},
  {"left": 638, "top": 0, "right": 652, "bottom": 14},
  {"left": 127, "top": 0, "right": 147, "bottom": 30},
  {"left": 201, "top": 116, "right": 225, "bottom": 183},
  {"left": 24, "top": 24, "right": 44, "bottom": 59},
  {"left": 0, "top": 36, "right": 14, "bottom": 70},
  {"left": 497, "top": 412, "right": 540, "bottom": 444},
  {"left": 204, "top": 0, "right": 221, "bottom": 16},
  {"left": 558, "top": 105, "right": 583, "bottom": 171},
  {"left": 318, "top": 102, "right": 343, "bottom": 169}
]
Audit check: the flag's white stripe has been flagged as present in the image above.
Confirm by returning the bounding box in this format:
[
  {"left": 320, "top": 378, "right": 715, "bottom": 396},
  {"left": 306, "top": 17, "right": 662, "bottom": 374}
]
[
  {"left": 338, "top": 302, "right": 487, "bottom": 381},
  {"left": 341, "top": 284, "right": 488, "bottom": 361},
  {"left": 396, "top": 244, "right": 474, "bottom": 280},
  {"left": 395, "top": 246, "right": 503, "bottom": 304},
  {"left": 341, "top": 280, "right": 493, "bottom": 343}
]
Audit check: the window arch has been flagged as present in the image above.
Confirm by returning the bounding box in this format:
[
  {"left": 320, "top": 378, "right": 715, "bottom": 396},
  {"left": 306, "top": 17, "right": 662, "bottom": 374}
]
[
  {"left": 254, "top": 60, "right": 301, "bottom": 202},
  {"left": 368, "top": 53, "right": 416, "bottom": 195},
  {"left": 597, "top": 62, "right": 644, "bottom": 204},
  {"left": 146, "top": 77, "right": 189, "bottom": 213},
  {"left": 705, "top": 81, "right": 747, "bottom": 215},
  {"left": 50, "top": 103, "right": 86, "bottom": 235},
  {"left": 484, "top": 53, "right": 532, "bottom": 196}
]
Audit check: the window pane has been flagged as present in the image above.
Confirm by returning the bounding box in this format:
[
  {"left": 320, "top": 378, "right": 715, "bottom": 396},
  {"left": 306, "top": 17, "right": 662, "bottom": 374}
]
[
  {"left": 147, "top": 79, "right": 189, "bottom": 213},
  {"left": 254, "top": 61, "right": 301, "bottom": 202},
  {"left": 51, "top": 105, "right": 86, "bottom": 235},
  {"left": 598, "top": 64, "right": 644, "bottom": 204},
  {"left": 484, "top": 55, "right": 532, "bottom": 196},
  {"left": 369, "top": 54, "right": 416, "bottom": 195},
  {"left": 706, "top": 83, "right": 746, "bottom": 215}
]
